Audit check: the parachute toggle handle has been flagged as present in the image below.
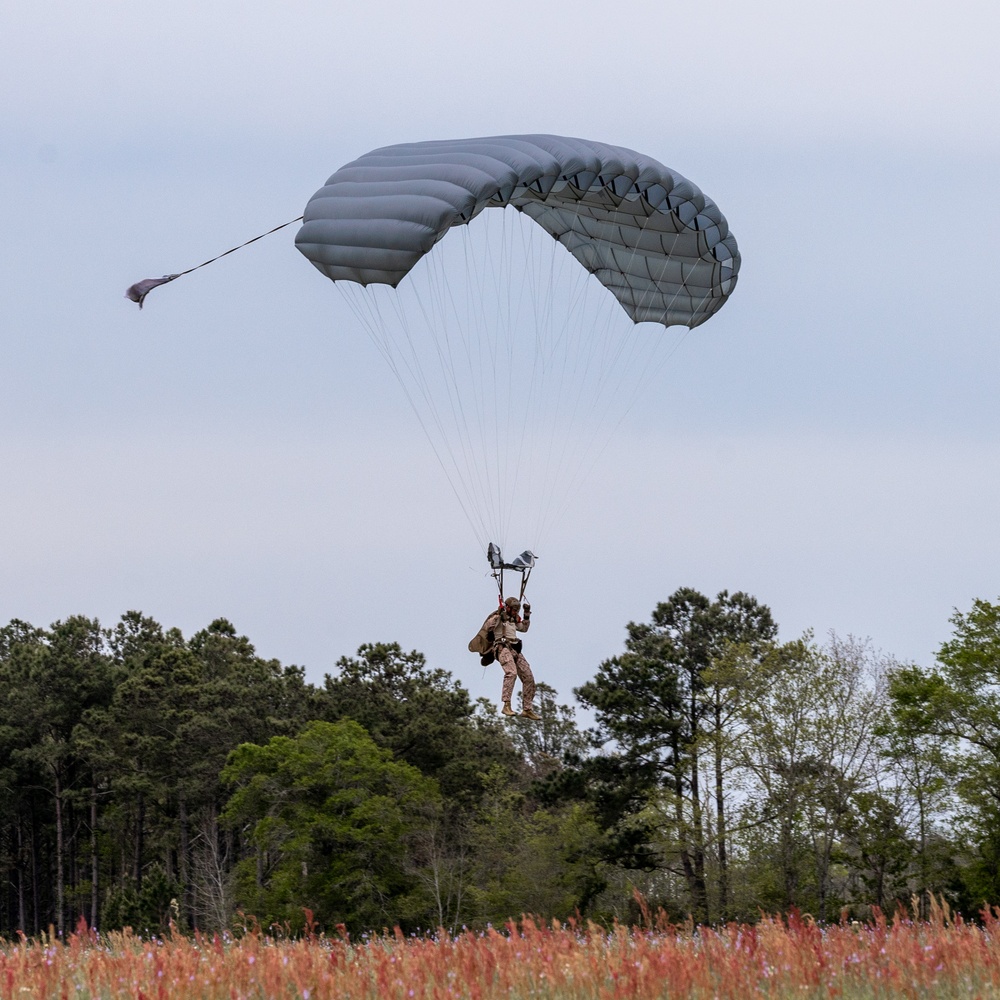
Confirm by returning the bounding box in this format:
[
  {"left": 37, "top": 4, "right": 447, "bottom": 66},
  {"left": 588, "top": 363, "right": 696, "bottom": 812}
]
[{"left": 487, "top": 542, "right": 536, "bottom": 603}]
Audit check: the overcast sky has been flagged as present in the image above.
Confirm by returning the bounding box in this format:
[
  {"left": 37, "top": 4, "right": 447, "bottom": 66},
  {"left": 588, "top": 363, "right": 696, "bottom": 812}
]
[{"left": 1, "top": 0, "right": 997, "bottom": 709}]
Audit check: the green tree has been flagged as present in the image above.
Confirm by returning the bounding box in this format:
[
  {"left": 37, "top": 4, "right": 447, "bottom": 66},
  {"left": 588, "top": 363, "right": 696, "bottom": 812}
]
[
  {"left": 2, "top": 617, "right": 114, "bottom": 935},
  {"left": 0, "top": 620, "right": 50, "bottom": 934},
  {"left": 574, "top": 588, "right": 776, "bottom": 922},
  {"left": 500, "top": 683, "right": 589, "bottom": 779},
  {"left": 736, "top": 635, "right": 887, "bottom": 920},
  {"left": 878, "top": 672, "right": 952, "bottom": 917},
  {"left": 77, "top": 613, "right": 313, "bottom": 932},
  {"left": 464, "top": 765, "right": 605, "bottom": 925},
  {"left": 77, "top": 613, "right": 189, "bottom": 921},
  {"left": 840, "top": 788, "right": 913, "bottom": 912},
  {"left": 319, "top": 642, "right": 517, "bottom": 803},
  {"left": 887, "top": 598, "right": 1000, "bottom": 910},
  {"left": 222, "top": 719, "right": 439, "bottom": 933}
]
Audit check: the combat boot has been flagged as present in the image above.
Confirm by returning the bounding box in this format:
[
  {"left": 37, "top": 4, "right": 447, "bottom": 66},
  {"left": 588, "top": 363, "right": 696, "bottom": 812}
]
[
  {"left": 521, "top": 706, "right": 542, "bottom": 721},
  {"left": 501, "top": 702, "right": 515, "bottom": 716}
]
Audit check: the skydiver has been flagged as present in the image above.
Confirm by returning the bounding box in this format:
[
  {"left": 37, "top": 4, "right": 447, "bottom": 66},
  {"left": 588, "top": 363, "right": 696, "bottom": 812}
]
[{"left": 481, "top": 596, "right": 541, "bottom": 720}]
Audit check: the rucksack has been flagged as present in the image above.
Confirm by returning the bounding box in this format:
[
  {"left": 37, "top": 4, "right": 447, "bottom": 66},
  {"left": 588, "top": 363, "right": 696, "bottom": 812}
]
[{"left": 469, "top": 615, "right": 496, "bottom": 665}]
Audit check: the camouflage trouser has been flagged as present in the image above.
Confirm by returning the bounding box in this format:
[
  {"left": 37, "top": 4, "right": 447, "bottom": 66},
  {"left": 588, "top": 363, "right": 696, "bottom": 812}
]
[{"left": 497, "top": 645, "right": 535, "bottom": 710}]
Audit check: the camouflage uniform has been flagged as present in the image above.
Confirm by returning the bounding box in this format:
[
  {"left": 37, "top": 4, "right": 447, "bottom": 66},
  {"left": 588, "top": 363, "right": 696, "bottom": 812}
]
[{"left": 484, "top": 605, "right": 535, "bottom": 711}]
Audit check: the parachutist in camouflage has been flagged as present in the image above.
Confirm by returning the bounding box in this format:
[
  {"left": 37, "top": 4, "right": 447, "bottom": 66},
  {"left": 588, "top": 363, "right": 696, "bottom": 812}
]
[{"left": 472, "top": 597, "right": 540, "bottom": 720}]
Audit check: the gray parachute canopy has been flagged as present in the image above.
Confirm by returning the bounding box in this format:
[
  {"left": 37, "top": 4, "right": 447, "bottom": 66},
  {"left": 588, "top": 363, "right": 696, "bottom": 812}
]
[{"left": 295, "top": 134, "right": 739, "bottom": 328}]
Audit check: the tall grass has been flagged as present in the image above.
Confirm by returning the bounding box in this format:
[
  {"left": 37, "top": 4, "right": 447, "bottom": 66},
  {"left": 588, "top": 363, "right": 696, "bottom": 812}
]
[{"left": 2, "top": 903, "right": 999, "bottom": 999}]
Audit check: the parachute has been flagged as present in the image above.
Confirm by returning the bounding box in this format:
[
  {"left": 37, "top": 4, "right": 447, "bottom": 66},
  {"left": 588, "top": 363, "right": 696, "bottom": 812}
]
[
  {"left": 295, "top": 135, "right": 740, "bottom": 560},
  {"left": 296, "top": 135, "right": 738, "bottom": 326}
]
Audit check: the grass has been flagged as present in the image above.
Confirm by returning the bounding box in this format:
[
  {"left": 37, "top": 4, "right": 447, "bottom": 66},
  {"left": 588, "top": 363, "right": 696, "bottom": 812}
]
[{"left": 2, "top": 903, "right": 1000, "bottom": 999}]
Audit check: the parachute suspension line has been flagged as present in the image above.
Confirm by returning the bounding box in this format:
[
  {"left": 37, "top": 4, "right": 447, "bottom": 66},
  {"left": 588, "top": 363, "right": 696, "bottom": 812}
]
[
  {"left": 482, "top": 213, "right": 520, "bottom": 548},
  {"left": 454, "top": 218, "right": 510, "bottom": 544},
  {"left": 412, "top": 244, "right": 489, "bottom": 528},
  {"left": 339, "top": 177, "right": 713, "bottom": 555},
  {"left": 347, "top": 218, "right": 540, "bottom": 550},
  {"left": 485, "top": 211, "right": 511, "bottom": 543},
  {"left": 504, "top": 190, "right": 679, "bottom": 544},
  {"left": 519, "top": 195, "right": 640, "bottom": 543},
  {"left": 525, "top": 192, "right": 685, "bottom": 543},
  {"left": 339, "top": 282, "right": 494, "bottom": 546},
  {"left": 498, "top": 208, "right": 575, "bottom": 545},
  {"left": 439, "top": 234, "right": 501, "bottom": 538},
  {"left": 508, "top": 211, "right": 549, "bottom": 543},
  {"left": 498, "top": 208, "right": 538, "bottom": 544},
  {"left": 414, "top": 257, "right": 501, "bottom": 547},
  {"left": 509, "top": 187, "right": 689, "bottom": 549},
  {"left": 492, "top": 208, "right": 551, "bottom": 548},
  {"left": 465, "top": 206, "right": 583, "bottom": 550},
  {"left": 518, "top": 219, "right": 574, "bottom": 543}
]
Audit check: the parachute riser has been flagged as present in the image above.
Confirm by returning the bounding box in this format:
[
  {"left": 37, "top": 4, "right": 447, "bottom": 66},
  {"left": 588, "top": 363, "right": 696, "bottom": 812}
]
[
  {"left": 487, "top": 542, "right": 535, "bottom": 605},
  {"left": 492, "top": 564, "right": 531, "bottom": 604}
]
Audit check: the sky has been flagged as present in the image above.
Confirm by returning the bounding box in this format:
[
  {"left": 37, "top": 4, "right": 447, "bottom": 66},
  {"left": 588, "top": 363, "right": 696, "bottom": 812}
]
[{"left": 1, "top": 0, "right": 997, "bottom": 711}]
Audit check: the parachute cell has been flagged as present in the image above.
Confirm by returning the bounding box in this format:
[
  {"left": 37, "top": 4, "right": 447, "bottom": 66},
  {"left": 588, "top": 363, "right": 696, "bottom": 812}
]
[{"left": 295, "top": 135, "right": 739, "bottom": 328}]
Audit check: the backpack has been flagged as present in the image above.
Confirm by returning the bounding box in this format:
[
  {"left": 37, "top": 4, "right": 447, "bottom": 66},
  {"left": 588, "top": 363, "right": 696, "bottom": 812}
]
[{"left": 469, "top": 614, "right": 497, "bottom": 665}]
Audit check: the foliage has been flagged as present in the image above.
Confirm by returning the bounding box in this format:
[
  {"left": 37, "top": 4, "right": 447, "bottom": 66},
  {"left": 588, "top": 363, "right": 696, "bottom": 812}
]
[
  {"left": 222, "top": 719, "right": 438, "bottom": 933},
  {"left": 319, "top": 642, "right": 518, "bottom": 802},
  {"left": 572, "top": 588, "right": 778, "bottom": 922},
  {"left": 101, "top": 863, "right": 181, "bottom": 934},
  {"left": 6, "top": 907, "right": 1000, "bottom": 999},
  {"left": 2, "top": 594, "right": 1000, "bottom": 937},
  {"left": 886, "top": 598, "right": 1000, "bottom": 910}
]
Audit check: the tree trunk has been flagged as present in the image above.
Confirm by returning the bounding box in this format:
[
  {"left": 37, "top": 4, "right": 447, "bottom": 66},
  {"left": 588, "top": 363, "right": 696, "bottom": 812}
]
[
  {"left": 780, "top": 808, "right": 797, "bottom": 908},
  {"left": 16, "top": 813, "right": 26, "bottom": 933},
  {"left": 134, "top": 793, "right": 145, "bottom": 891},
  {"left": 53, "top": 768, "right": 65, "bottom": 937},
  {"left": 916, "top": 785, "right": 928, "bottom": 919},
  {"left": 670, "top": 718, "right": 700, "bottom": 916},
  {"left": 714, "top": 697, "right": 729, "bottom": 919},
  {"left": 68, "top": 795, "right": 77, "bottom": 932},
  {"left": 31, "top": 803, "right": 41, "bottom": 935},
  {"left": 179, "top": 793, "right": 191, "bottom": 929},
  {"left": 90, "top": 783, "right": 99, "bottom": 929},
  {"left": 689, "top": 689, "right": 708, "bottom": 922},
  {"left": 817, "top": 836, "right": 830, "bottom": 923}
]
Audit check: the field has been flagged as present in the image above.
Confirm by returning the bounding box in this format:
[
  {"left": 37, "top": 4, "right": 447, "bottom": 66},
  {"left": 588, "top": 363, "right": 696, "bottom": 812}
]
[{"left": 3, "top": 906, "right": 1000, "bottom": 1000}]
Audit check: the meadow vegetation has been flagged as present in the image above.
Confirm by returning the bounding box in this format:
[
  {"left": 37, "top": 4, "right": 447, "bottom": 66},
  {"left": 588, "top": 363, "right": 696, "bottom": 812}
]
[{"left": 2, "top": 902, "right": 999, "bottom": 1000}]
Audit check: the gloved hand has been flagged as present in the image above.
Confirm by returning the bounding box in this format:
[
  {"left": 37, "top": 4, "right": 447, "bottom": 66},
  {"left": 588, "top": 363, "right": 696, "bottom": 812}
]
[{"left": 523, "top": 602, "right": 531, "bottom": 616}]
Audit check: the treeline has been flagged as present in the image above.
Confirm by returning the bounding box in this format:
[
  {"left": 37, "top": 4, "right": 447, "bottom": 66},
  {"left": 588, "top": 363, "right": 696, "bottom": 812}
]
[{"left": 1, "top": 590, "right": 999, "bottom": 937}]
